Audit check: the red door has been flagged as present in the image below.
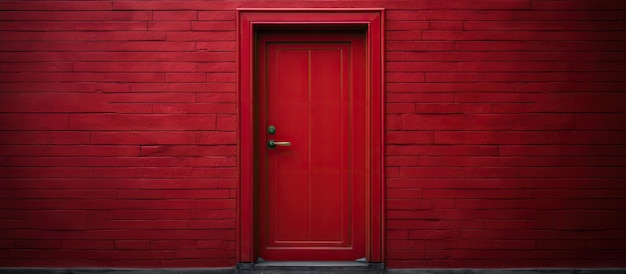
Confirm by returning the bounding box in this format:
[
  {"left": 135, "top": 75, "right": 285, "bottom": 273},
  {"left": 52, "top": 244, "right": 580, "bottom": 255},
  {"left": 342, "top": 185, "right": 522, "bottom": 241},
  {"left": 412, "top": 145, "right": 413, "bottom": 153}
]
[{"left": 256, "top": 31, "right": 367, "bottom": 261}]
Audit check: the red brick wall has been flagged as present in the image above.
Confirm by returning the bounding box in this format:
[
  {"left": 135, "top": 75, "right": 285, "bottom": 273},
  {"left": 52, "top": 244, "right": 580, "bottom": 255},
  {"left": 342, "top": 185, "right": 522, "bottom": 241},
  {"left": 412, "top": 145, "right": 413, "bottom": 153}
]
[{"left": 1, "top": 0, "right": 625, "bottom": 269}]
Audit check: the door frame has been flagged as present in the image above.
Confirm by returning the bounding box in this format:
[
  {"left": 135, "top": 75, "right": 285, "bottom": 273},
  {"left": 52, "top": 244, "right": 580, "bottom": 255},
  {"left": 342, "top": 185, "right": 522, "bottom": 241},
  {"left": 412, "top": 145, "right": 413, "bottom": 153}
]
[{"left": 236, "top": 8, "right": 385, "bottom": 263}]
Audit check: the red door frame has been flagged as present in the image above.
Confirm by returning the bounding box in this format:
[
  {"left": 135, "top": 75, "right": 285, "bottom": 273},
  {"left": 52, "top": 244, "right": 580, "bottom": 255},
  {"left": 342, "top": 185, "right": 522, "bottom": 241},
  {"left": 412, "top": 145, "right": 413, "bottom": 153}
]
[{"left": 236, "top": 8, "right": 385, "bottom": 263}]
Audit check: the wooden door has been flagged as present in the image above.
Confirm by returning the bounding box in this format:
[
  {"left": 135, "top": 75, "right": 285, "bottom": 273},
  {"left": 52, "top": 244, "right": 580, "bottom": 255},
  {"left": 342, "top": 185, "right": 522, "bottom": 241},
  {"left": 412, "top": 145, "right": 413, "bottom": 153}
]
[{"left": 256, "top": 31, "right": 366, "bottom": 261}]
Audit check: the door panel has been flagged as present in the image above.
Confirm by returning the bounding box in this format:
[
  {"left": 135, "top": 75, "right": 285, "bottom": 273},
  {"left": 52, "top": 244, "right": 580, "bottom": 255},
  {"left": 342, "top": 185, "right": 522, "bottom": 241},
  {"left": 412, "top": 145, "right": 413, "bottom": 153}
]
[{"left": 257, "top": 31, "right": 366, "bottom": 261}]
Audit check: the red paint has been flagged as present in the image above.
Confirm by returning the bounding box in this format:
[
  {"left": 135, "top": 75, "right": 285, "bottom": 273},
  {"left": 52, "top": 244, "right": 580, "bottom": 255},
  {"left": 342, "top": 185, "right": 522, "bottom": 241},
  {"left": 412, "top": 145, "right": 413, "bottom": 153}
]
[
  {"left": 237, "top": 9, "right": 384, "bottom": 263},
  {"left": 1, "top": 0, "right": 626, "bottom": 269},
  {"left": 256, "top": 31, "right": 366, "bottom": 261}
]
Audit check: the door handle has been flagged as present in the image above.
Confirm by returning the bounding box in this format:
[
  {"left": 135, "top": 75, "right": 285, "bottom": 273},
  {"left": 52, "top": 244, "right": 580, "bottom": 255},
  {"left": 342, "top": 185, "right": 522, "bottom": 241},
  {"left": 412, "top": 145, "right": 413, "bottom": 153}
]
[{"left": 267, "top": 139, "right": 291, "bottom": 149}]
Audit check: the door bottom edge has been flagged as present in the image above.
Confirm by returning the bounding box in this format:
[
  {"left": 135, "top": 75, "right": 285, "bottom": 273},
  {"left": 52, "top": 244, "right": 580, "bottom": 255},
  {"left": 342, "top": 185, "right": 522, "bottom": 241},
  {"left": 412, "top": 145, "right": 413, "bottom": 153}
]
[{"left": 236, "top": 261, "right": 384, "bottom": 273}]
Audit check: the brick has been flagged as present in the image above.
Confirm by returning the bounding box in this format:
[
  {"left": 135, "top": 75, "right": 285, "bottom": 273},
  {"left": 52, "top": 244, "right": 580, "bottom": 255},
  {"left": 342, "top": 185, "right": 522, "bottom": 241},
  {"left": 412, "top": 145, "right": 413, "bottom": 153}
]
[
  {"left": 464, "top": 114, "right": 575, "bottom": 130},
  {"left": 533, "top": 190, "right": 626, "bottom": 199},
  {"left": 390, "top": 219, "right": 484, "bottom": 230},
  {"left": 0, "top": 131, "right": 89, "bottom": 145},
  {"left": 419, "top": 156, "right": 626, "bottom": 168},
  {"left": 70, "top": 114, "right": 216, "bottom": 130},
  {"left": 131, "top": 83, "right": 235, "bottom": 93},
  {"left": 1, "top": 1, "right": 113, "bottom": 11},
  {"left": 434, "top": 131, "right": 553, "bottom": 145},
  {"left": 387, "top": 103, "right": 415, "bottom": 113},
  {"left": 387, "top": 239, "right": 425, "bottom": 250},
  {"left": 195, "top": 41, "right": 235, "bottom": 51},
  {"left": 196, "top": 131, "right": 236, "bottom": 144},
  {"left": 0, "top": 62, "right": 73, "bottom": 72},
  {"left": 532, "top": 0, "right": 626, "bottom": 11},
  {"left": 455, "top": 92, "right": 538, "bottom": 103},
  {"left": 91, "top": 132, "right": 196, "bottom": 145},
  {"left": 387, "top": 83, "right": 513, "bottom": 93},
  {"left": 161, "top": 259, "right": 235, "bottom": 268},
  {"left": 0, "top": 72, "right": 164, "bottom": 83},
  {"left": 422, "top": 30, "right": 626, "bottom": 41},
  {"left": 35, "top": 31, "right": 167, "bottom": 41},
  {"left": 147, "top": 21, "right": 190, "bottom": 31},
  {"left": 111, "top": 1, "right": 240, "bottom": 11},
  {"left": 188, "top": 219, "right": 235, "bottom": 229},
  {"left": 388, "top": 145, "right": 499, "bottom": 156},
  {"left": 500, "top": 145, "right": 626, "bottom": 156},
  {"left": 115, "top": 240, "right": 150, "bottom": 250},
  {"left": 508, "top": 41, "right": 625, "bottom": 52},
  {"left": 0, "top": 41, "right": 195, "bottom": 52},
  {"left": 166, "top": 31, "right": 235, "bottom": 42},
  {"left": 399, "top": 167, "right": 518, "bottom": 178},
  {"left": 21, "top": 210, "right": 89, "bottom": 231},
  {"left": 62, "top": 240, "right": 114, "bottom": 250},
  {"left": 387, "top": 199, "right": 456, "bottom": 210},
  {"left": 13, "top": 190, "right": 116, "bottom": 199},
  {"left": 0, "top": 167, "right": 90, "bottom": 178},
  {"left": 150, "top": 240, "right": 196, "bottom": 250},
  {"left": 413, "top": 103, "right": 464, "bottom": 114},
  {"left": 588, "top": 240, "right": 626, "bottom": 250},
  {"left": 459, "top": 62, "right": 569, "bottom": 72},
  {"left": 0, "top": 114, "right": 68, "bottom": 130},
  {"left": 9, "top": 51, "right": 232, "bottom": 63},
  {"left": 0, "top": 145, "right": 139, "bottom": 157},
  {"left": 91, "top": 167, "right": 236, "bottom": 179},
  {"left": 386, "top": 30, "right": 422, "bottom": 41},
  {"left": 140, "top": 145, "right": 235, "bottom": 157},
  {"left": 402, "top": 114, "right": 464, "bottom": 130},
  {"left": 386, "top": 72, "right": 425, "bottom": 83},
  {"left": 116, "top": 189, "right": 232, "bottom": 199},
  {"left": 519, "top": 167, "right": 626, "bottom": 178},
  {"left": 190, "top": 210, "right": 236, "bottom": 220},
  {"left": 387, "top": 189, "right": 423, "bottom": 199},
  {"left": 387, "top": 62, "right": 458, "bottom": 72},
  {"left": 554, "top": 131, "right": 626, "bottom": 144},
  {"left": 14, "top": 240, "right": 61, "bottom": 249},
  {"left": 425, "top": 73, "right": 479, "bottom": 83},
  {"left": 576, "top": 114, "right": 626, "bottom": 130},
  {"left": 387, "top": 92, "right": 454, "bottom": 103},
  {"left": 386, "top": 230, "right": 409, "bottom": 240},
  {"left": 74, "top": 62, "right": 197, "bottom": 72},
  {"left": 0, "top": 93, "right": 112, "bottom": 113},
  {"left": 0, "top": 11, "right": 152, "bottom": 21},
  {"left": 387, "top": 41, "right": 455, "bottom": 51},
  {"left": 464, "top": 21, "right": 626, "bottom": 31},
  {"left": 153, "top": 103, "right": 236, "bottom": 114},
  {"left": 386, "top": 21, "right": 429, "bottom": 31},
  {"left": 197, "top": 62, "right": 236, "bottom": 72},
  {"left": 386, "top": 115, "right": 402, "bottom": 131},
  {"left": 0, "top": 156, "right": 235, "bottom": 168},
  {"left": 0, "top": 83, "right": 131, "bottom": 93},
  {"left": 153, "top": 11, "right": 197, "bottom": 20},
  {"left": 0, "top": 22, "right": 147, "bottom": 31},
  {"left": 536, "top": 240, "right": 586, "bottom": 250},
  {"left": 197, "top": 11, "right": 236, "bottom": 21},
  {"left": 216, "top": 114, "right": 236, "bottom": 131},
  {"left": 429, "top": 21, "right": 463, "bottom": 30},
  {"left": 191, "top": 21, "right": 235, "bottom": 31},
  {"left": 386, "top": 131, "right": 434, "bottom": 144},
  {"left": 513, "top": 82, "right": 626, "bottom": 93},
  {"left": 165, "top": 73, "right": 206, "bottom": 83}
]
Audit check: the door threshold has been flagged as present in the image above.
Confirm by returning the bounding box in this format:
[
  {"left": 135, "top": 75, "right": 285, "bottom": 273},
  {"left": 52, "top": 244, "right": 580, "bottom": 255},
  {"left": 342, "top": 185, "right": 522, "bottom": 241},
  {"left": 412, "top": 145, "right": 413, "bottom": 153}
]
[
  {"left": 236, "top": 261, "right": 385, "bottom": 273},
  {"left": 256, "top": 261, "right": 369, "bottom": 267}
]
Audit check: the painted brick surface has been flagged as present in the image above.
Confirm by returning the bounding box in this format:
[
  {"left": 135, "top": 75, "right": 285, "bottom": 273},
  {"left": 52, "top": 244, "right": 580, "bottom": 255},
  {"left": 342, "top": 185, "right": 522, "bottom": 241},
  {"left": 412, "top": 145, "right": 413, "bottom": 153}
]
[{"left": 1, "top": 0, "right": 625, "bottom": 269}]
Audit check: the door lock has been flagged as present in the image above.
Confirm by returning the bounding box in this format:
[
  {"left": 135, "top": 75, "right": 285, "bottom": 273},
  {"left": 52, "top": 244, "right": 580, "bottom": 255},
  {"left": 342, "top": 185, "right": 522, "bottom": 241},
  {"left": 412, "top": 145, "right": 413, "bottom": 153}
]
[
  {"left": 267, "top": 139, "right": 291, "bottom": 149},
  {"left": 267, "top": 125, "right": 276, "bottom": 134}
]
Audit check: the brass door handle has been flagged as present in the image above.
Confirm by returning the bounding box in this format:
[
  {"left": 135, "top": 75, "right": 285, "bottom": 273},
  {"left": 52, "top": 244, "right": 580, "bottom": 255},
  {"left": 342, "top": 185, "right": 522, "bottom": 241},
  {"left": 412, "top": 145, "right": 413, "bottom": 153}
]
[{"left": 267, "top": 139, "right": 291, "bottom": 149}]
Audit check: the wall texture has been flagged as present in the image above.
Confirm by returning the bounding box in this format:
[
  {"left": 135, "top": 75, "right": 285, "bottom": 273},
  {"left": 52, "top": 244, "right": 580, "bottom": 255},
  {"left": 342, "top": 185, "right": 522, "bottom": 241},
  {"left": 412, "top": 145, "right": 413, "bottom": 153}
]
[{"left": 1, "top": 0, "right": 625, "bottom": 269}]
